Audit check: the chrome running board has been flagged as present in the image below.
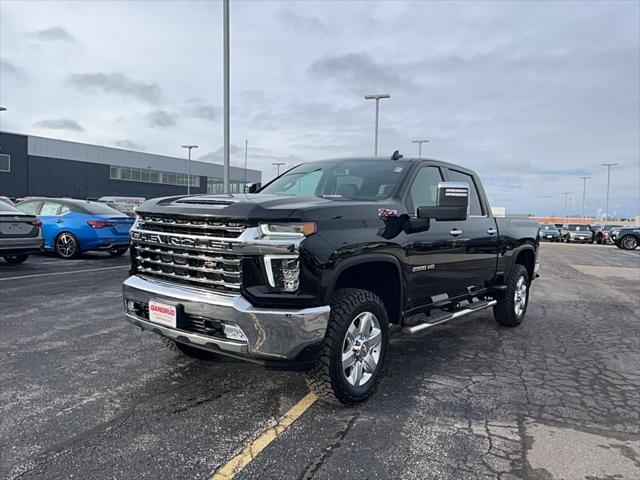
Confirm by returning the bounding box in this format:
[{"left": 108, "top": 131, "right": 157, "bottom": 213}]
[{"left": 402, "top": 299, "right": 497, "bottom": 335}]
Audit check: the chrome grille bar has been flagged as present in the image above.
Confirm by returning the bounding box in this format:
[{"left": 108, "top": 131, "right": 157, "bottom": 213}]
[
  {"left": 135, "top": 266, "right": 241, "bottom": 290},
  {"left": 134, "top": 245, "right": 241, "bottom": 265},
  {"left": 135, "top": 256, "right": 241, "bottom": 277}
]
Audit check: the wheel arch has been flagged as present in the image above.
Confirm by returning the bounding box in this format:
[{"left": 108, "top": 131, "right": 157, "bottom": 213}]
[
  {"left": 324, "top": 254, "right": 404, "bottom": 324},
  {"left": 513, "top": 245, "right": 536, "bottom": 281}
]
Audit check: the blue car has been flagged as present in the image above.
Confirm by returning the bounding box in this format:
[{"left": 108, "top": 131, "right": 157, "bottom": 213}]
[{"left": 16, "top": 198, "right": 134, "bottom": 258}]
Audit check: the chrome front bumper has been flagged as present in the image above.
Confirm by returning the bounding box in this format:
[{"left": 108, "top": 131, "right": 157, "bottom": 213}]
[{"left": 122, "top": 275, "right": 330, "bottom": 362}]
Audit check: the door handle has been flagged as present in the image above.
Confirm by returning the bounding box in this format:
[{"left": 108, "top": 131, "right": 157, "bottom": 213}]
[
  {"left": 449, "top": 228, "right": 463, "bottom": 236},
  {"left": 487, "top": 228, "right": 497, "bottom": 235},
  {"left": 56, "top": 219, "right": 64, "bottom": 224}
]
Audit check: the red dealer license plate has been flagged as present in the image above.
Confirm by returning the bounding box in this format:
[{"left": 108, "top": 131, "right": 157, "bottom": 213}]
[{"left": 148, "top": 300, "right": 177, "bottom": 328}]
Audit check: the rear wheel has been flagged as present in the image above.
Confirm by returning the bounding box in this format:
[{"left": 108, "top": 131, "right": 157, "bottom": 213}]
[
  {"left": 304, "top": 288, "right": 389, "bottom": 406},
  {"left": 55, "top": 232, "right": 80, "bottom": 259},
  {"left": 3, "top": 254, "right": 29, "bottom": 264},
  {"left": 620, "top": 235, "right": 638, "bottom": 250},
  {"left": 109, "top": 246, "right": 129, "bottom": 257},
  {"left": 494, "top": 264, "right": 530, "bottom": 327}
]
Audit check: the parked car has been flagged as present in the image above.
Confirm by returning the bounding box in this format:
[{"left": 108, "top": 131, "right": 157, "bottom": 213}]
[
  {"left": 539, "top": 223, "right": 561, "bottom": 242},
  {"left": 97, "top": 196, "right": 145, "bottom": 217},
  {"left": 593, "top": 224, "right": 623, "bottom": 244},
  {"left": 611, "top": 227, "right": 640, "bottom": 250},
  {"left": 561, "top": 224, "right": 594, "bottom": 243},
  {"left": 122, "top": 156, "right": 540, "bottom": 406},
  {"left": 15, "top": 198, "right": 135, "bottom": 258},
  {"left": 0, "top": 196, "right": 15, "bottom": 206},
  {"left": 0, "top": 200, "right": 43, "bottom": 264}
]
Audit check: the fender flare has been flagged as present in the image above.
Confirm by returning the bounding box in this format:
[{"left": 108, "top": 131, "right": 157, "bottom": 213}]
[{"left": 322, "top": 252, "right": 405, "bottom": 309}]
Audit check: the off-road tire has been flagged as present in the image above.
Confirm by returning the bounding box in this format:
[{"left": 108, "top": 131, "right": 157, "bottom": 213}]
[
  {"left": 3, "top": 254, "right": 29, "bottom": 264},
  {"left": 304, "top": 288, "right": 389, "bottom": 406},
  {"left": 160, "top": 336, "right": 219, "bottom": 361},
  {"left": 493, "top": 264, "right": 530, "bottom": 327}
]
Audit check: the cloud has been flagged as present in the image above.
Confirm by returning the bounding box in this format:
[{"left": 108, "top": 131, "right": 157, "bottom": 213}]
[
  {"left": 34, "top": 118, "right": 84, "bottom": 131},
  {"left": 147, "top": 110, "right": 177, "bottom": 128},
  {"left": 68, "top": 72, "right": 162, "bottom": 104},
  {"left": 113, "top": 139, "right": 145, "bottom": 150},
  {"left": 308, "top": 52, "right": 413, "bottom": 92},
  {"left": 30, "top": 26, "right": 76, "bottom": 42},
  {"left": 0, "top": 58, "right": 27, "bottom": 79},
  {"left": 185, "top": 98, "right": 220, "bottom": 121}
]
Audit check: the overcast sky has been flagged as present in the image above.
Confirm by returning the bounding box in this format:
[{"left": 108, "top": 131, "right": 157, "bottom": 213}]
[{"left": 1, "top": 0, "right": 638, "bottom": 217}]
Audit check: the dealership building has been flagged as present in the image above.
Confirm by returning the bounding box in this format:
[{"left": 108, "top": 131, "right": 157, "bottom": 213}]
[{"left": 0, "top": 131, "right": 262, "bottom": 200}]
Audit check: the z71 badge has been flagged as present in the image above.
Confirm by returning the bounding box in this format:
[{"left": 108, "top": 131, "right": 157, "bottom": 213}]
[{"left": 378, "top": 208, "right": 399, "bottom": 219}]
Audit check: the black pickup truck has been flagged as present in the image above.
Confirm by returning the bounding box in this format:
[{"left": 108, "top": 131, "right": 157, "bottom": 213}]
[{"left": 122, "top": 157, "right": 540, "bottom": 405}]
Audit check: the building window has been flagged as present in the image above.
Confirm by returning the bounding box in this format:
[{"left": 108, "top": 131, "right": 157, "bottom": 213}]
[
  {"left": 109, "top": 164, "right": 201, "bottom": 187},
  {"left": 0, "top": 154, "right": 9, "bottom": 172}
]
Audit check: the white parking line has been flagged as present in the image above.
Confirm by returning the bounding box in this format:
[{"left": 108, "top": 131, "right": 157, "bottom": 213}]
[{"left": 0, "top": 265, "right": 129, "bottom": 281}]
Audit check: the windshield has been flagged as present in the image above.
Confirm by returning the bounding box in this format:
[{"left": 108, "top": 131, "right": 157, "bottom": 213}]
[
  {"left": 541, "top": 224, "right": 557, "bottom": 231},
  {"left": 260, "top": 159, "right": 410, "bottom": 200},
  {"left": 567, "top": 224, "right": 591, "bottom": 231},
  {"left": 79, "top": 202, "right": 124, "bottom": 215}
]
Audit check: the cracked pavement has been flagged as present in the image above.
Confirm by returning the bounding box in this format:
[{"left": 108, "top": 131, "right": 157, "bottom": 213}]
[{"left": 1, "top": 243, "right": 639, "bottom": 479}]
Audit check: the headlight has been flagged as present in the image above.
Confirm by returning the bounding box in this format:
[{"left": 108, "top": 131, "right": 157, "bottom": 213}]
[
  {"left": 264, "top": 255, "right": 300, "bottom": 292},
  {"left": 259, "top": 222, "right": 317, "bottom": 238}
]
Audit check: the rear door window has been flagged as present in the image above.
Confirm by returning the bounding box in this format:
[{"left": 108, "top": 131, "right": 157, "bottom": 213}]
[
  {"left": 40, "top": 201, "right": 64, "bottom": 216},
  {"left": 446, "top": 169, "right": 484, "bottom": 216}
]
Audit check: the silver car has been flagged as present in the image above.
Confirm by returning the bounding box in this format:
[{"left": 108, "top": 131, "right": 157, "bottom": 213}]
[{"left": 0, "top": 200, "right": 43, "bottom": 264}]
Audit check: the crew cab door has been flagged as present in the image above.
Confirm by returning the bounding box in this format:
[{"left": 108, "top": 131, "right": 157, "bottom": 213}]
[
  {"left": 445, "top": 168, "right": 498, "bottom": 292},
  {"left": 403, "top": 164, "right": 466, "bottom": 309}
]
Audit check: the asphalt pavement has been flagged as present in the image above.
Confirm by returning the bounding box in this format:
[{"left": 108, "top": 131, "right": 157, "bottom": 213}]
[{"left": 1, "top": 244, "right": 639, "bottom": 480}]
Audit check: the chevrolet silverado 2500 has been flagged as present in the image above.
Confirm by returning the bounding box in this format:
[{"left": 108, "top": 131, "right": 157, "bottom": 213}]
[{"left": 122, "top": 157, "right": 540, "bottom": 405}]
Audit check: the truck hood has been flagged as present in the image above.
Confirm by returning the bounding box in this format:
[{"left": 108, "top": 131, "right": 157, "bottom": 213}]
[{"left": 136, "top": 194, "right": 386, "bottom": 221}]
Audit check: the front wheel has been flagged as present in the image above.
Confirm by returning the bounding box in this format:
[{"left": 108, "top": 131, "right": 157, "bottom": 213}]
[
  {"left": 620, "top": 235, "right": 638, "bottom": 250},
  {"left": 56, "top": 232, "right": 80, "bottom": 259},
  {"left": 3, "top": 254, "right": 29, "bottom": 264},
  {"left": 493, "top": 264, "right": 530, "bottom": 327},
  {"left": 304, "top": 288, "right": 389, "bottom": 406}
]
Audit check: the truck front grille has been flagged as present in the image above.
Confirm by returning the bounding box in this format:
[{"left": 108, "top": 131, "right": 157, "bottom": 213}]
[
  {"left": 136, "top": 214, "right": 251, "bottom": 238},
  {"left": 131, "top": 213, "right": 249, "bottom": 293},
  {"left": 131, "top": 243, "right": 242, "bottom": 292}
]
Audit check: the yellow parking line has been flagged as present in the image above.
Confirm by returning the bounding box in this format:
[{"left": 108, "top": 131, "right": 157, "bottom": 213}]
[{"left": 211, "top": 393, "right": 317, "bottom": 480}]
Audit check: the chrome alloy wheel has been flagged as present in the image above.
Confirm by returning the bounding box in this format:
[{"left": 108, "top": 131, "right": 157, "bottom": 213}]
[
  {"left": 514, "top": 276, "right": 528, "bottom": 318},
  {"left": 622, "top": 236, "right": 638, "bottom": 250},
  {"left": 342, "top": 311, "right": 382, "bottom": 387},
  {"left": 56, "top": 233, "right": 77, "bottom": 258}
]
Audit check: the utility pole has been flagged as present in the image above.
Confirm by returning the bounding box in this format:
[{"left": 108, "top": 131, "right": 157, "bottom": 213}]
[
  {"left": 364, "top": 94, "right": 391, "bottom": 156},
  {"left": 222, "top": 0, "right": 230, "bottom": 193},
  {"left": 181, "top": 145, "right": 198, "bottom": 194},
  {"left": 579, "top": 176, "right": 590, "bottom": 218},
  {"left": 411, "top": 139, "right": 429, "bottom": 158},
  {"left": 272, "top": 162, "right": 285, "bottom": 177},
  {"left": 562, "top": 192, "right": 572, "bottom": 219},
  {"left": 601, "top": 163, "right": 618, "bottom": 220}
]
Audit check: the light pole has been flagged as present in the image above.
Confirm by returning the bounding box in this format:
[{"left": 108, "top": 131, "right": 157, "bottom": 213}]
[
  {"left": 181, "top": 145, "right": 198, "bottom": 194},
  {"left": 222, "top": 0, "right": 230, "bottom": 193},
  {"left": 364, "top": 94, "right": 390, "bottom": 156},
  {"left": 579, "top": 176, "right": 590, "bottom": 218},
  {"left": 272, "top": 162, "right": 285, "bottom": 177},
  {"left": 562, "top": 192, "right": 572, "bottom": 219},
  {"left": 243, "top": 140, "right": 248, "bottom": 187},
  {"left": 601, "top": 163, "right": 618, "bottom": 220},
  {"left": 411, "top": 139, "right": 429, "bottom": 158}
]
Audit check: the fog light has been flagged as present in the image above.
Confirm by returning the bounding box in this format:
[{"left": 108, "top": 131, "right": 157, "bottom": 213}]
[
  {"left": 126, "top": 300, "right": 136, "bottom": 312},
  {"left": 223, "top": 323, "right": 247, "bottom": 342},
  {"left": 264, "top": 255, "right": 300, "bottom": 292}
]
